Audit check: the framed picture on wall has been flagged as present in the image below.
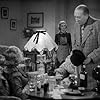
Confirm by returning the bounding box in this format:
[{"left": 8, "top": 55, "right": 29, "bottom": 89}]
[
  {"left": 27, "top": 12, "right": 44, "bottom": 28},
  {"left": 10, "top": 19, "right": 17, "bottom": 30},
  {"left": 1, "top": 7, "right": 9, "bottom": 19}
]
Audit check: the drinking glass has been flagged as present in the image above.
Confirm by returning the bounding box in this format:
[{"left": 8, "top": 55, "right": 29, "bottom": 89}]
[{"left": 48, "top": 76, "right": 56, "bottom": 91}]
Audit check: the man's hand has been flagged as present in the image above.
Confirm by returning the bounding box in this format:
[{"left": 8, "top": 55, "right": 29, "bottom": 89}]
[
  {"left": 60, "top": 77, "right": 71, "bottom": 87},
  {"left": 83, "top": 57, "right": 91, "bottom": 65},
  {"left": 55, "top": 71, "right": 63, "bottom": 80}
]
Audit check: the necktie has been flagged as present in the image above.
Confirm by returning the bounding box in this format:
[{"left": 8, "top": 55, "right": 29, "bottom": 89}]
[
  {"left": 81, "top": 25, "right": 84, "bottom": 36},
  {"left": 80, "top": 25, "right": 84, "bottom": 44}
]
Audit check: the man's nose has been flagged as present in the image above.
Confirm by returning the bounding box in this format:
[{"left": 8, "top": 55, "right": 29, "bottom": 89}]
[{"left": 75, "top": 17, "right": 79, "bottom": 22}]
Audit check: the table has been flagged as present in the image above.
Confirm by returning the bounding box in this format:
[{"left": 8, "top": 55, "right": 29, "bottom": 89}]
[{"left": 23, "top": 84, "right": 100, "bottom": 100}]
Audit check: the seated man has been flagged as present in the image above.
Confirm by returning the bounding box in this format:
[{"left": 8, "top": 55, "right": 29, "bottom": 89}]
[{"left": 55, "top": 49, "right": 86, "bottom": 86}]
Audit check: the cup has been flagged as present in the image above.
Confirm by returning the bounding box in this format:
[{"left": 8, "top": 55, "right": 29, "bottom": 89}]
[{"left": 48, "top": 76, "right": 56, "bottom": 91}]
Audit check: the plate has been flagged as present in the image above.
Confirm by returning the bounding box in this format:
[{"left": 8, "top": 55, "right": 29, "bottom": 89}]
[{"left": 65, "top": 89, "right": 84, "bottom": 96}]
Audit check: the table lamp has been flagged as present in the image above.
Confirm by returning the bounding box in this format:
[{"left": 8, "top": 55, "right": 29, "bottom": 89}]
[{"left": 24, "top": 30, "right": 58, "bottom": 53}]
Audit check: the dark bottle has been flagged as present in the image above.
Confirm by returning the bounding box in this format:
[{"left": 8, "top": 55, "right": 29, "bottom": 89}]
[{"left": 79, "top": 65, "right": 87, "bottom": 91}]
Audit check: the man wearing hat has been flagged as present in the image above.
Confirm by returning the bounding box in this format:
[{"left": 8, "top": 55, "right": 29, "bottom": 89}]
[{"left": 55, "top": 49, "right": 86, "bottom": 79}]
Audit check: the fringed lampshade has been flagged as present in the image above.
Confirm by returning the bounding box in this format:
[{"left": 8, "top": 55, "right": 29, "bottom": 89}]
[{"left": 24, "top": 31, "right": 58, "bottom": 53}]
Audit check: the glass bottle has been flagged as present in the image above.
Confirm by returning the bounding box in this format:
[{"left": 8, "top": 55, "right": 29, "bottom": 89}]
[{"left": 79, "top": 65, "right": 87, "bottom": 91}]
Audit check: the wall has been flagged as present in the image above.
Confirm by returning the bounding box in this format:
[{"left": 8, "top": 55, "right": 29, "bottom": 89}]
[
  {"left": 55, "top": 0, "right": 66, "bottom": 34},
  {"left": 0, "top": 0, "right": 23, "bottom": 49},
  {"left": 0, "top": 0, "right": 58, "bottom": 50},
  {"left": 0, "top": 0, "right": 100, "bottom": 50},
  {"left": 21, "top": 0, "right": 57, "bottom": 50}
]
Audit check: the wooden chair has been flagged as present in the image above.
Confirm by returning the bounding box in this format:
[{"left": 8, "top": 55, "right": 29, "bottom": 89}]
[{"left": 0, "top": 96, "right": 21, "bottom": 100}]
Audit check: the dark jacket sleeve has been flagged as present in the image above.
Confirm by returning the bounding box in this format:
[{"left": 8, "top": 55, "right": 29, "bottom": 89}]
[
  {"left": 10, "top": 76, "right": 28, "bottom": 100},
  {"left": 0, "top": 78, "right": 9, "bottom": 96}
]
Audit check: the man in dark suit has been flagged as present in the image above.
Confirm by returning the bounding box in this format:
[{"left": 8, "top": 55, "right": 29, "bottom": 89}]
[{"left": 73, "top": 4, "right": 100, "bottom": 90}]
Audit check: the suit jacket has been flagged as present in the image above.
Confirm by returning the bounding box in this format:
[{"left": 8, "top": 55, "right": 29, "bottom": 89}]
[{"left": 72, "top": 16, "right": 100, "bottom": 89}]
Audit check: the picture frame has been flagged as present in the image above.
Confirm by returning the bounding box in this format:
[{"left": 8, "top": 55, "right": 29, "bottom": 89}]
[
  {"left": 1, "top": 7, "right": 9, "bottom": 19},
  {"left": 10, "top": 19, "right": 17, "bottom": 30},
  {"left": 27, "top": 12, "right": 44, "bottom": 28}
]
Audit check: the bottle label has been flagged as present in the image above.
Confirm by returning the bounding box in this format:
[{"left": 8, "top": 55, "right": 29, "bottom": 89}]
[{"left": 80, "top": 74, "right": 85, "bottom": 80}]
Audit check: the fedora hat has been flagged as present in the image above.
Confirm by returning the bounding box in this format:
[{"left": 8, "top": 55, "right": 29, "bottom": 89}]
[{"left": 70, "top": 49, "right": 86, "bottom": 66}]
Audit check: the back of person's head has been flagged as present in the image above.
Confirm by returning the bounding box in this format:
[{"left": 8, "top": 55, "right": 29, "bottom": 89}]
[
  {"left": 58, "top": 20, "right": 67, "bottom": 30},
  {"left": 3, "top": 46, "right": 24, "bottom": 66},
  {"left": 70, "top": 49, "right": 86, "bottom": 66},
  {"left": 75, "top": 4, "right": 89, "bottom": 15}
]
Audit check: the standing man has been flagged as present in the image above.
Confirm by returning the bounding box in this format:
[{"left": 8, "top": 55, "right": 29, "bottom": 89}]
[{"left": 73, "top": 4, "right": 100, "bottom": 90}]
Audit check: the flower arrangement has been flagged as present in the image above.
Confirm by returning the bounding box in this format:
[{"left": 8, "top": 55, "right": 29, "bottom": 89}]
[{"left": 23, "top": 28, "right": 35, "bottom": 38}]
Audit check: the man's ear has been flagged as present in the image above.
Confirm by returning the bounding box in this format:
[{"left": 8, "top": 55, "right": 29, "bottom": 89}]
[{"left": 85, "top": 14, "right": 89, "bottom": 20}]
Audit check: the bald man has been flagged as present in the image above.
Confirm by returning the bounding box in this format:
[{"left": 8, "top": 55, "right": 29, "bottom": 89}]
[{"left": 72, "top": 4, "right": 100, "bottom": 90}]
